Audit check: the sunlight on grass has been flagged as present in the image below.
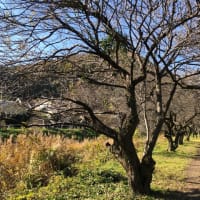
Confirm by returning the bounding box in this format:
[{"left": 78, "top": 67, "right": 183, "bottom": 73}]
[
  {"left": 152, "top": 136, "right": 200, "bottom": 192},
  {"left": 0, "top": 129, "right": 199, "bottom": 200}
]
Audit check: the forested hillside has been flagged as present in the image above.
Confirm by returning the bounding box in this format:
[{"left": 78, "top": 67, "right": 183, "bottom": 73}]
[
  {"left": 1, "top": 55, "right": 199, "bottom": 132},
  {"left": 0, "top": 0, "right": 200, "bottom": 197}
]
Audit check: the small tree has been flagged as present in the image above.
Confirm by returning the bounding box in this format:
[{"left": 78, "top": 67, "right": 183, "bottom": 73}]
[{"left": 1, "top": 0, "right": 200, "bottom": 195}]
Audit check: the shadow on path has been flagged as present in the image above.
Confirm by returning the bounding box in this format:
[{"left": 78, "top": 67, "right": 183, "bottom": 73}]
[
  {"left": 152, "top": 143, "right": 200, "bottom": 199},
  {"left": 150, "top": 189, "right": 200, "bottom": 200}
]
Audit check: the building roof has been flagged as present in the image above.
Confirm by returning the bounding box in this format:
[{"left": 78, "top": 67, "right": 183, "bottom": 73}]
[{"left": 0, "top": 100, "right": 27, "bottom": 116}]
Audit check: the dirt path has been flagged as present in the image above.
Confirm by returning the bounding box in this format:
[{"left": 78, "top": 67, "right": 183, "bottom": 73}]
[
  {"left": 160, "top": 143, "right": 200, "bottom": 200},
  {"left": 183, "top": 144, "right": 200, "bottom": 199}
]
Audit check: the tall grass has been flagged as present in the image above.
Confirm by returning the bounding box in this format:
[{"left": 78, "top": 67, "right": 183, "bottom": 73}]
[
  {"left": 0, "top": 132, "right": 80, "bottom": 199},
  {"left": 0, "top": 130, "right": 199, "bottom": 200}
]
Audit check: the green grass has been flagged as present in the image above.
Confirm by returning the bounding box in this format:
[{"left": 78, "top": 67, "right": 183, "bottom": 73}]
[
  {"left": 43, "top": 127, "right": 99, "bottom": 141},
  {"left": 1, "top": 130, "right": 200, "bottom": 200},
  {"left": 0, "top": 127, "right": 22, "bottom": 138},
  {"left": 0, "top": 127, "right": 99, "bottom": 142},
  {"left": 152, "top": 136, "right": 200, "bottom": 193}
]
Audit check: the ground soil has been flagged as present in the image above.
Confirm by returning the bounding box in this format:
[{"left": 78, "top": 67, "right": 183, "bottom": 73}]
[
  {"left": 152, "top": 142, "right": 200, "bottom": 200},
  {"left": 182, "top": 143, "right": 200, "bottom": 200},
  {"left": 168, "top": 142, "right": 200, "bottom": 200}
]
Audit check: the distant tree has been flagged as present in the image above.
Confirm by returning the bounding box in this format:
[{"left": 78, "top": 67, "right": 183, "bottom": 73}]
[
  {"left": 164, "top": 85, "right": 200, "bottom": 149},
  {"left": 163, "top": 111, "right": 196, "bottom": 151},
  {"left": 0, "top": 0, "right": 200, "bottom": 195}
]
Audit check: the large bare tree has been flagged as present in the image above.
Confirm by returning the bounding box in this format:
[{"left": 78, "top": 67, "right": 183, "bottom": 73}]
[{"left": 0, "top": 0, "right": 200, "bottom": 195}]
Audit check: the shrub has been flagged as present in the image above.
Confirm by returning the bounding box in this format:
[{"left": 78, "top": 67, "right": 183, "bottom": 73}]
[{"left": 0, "top": 132, "right": 79, "bottom": 197}]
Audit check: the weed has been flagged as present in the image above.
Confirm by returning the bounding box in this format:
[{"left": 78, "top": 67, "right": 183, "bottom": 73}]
[{"left": 0, "top": 130, "right": 199, "bottom": 200}]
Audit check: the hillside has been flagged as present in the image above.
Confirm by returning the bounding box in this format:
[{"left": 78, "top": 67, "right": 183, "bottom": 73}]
[{"left": 0, "top": 55, "right": 199, "bottom": 132}]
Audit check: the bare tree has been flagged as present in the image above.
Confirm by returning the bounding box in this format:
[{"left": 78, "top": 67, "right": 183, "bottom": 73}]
[
  {"left": 164, "top": 86, "right": 200, "bottom": 149},
  {"left": 0, "top": 0, "right": 200, "bottom": 195}
]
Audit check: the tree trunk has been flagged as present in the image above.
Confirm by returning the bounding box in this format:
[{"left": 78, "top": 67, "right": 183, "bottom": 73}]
[
  {"left": 140, "top": 155, "right": 156, "bottom": 193},
  {"left": 164, "top": 133, "right": 176, "bottom": 151},
  {"left": 174, "top": 133, "right": 181, "bottom": 148},
  {"left": 178, "top": 134, "right": 184, "bottom": 145},
  {"left": 186, "top": 132, "right": 191, "bottom": 141},
  {"left": 109, "top": 136, "right": 155, "bottom": 195}
]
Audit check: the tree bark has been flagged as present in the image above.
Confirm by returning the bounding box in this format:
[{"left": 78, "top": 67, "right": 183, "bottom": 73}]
[
  {"left": 178, "top": 134, "right": 184, "bottom": 145},
  {"left": 164, "top": 133, "right": 176, "bottom": 151},
  {"left": 140, "top": 155, "right": 156, "bottom": 193},
  {"left": 109, "top": 135, "right": 155, "bottom": 195}
]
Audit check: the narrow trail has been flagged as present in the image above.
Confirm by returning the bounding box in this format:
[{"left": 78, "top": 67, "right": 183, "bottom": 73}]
[
  {"left": 183, "top": 144, "right": 200, "bottom": 199},
  {"left": 157, "top": 142, "right": 200, "bottom": 200}
]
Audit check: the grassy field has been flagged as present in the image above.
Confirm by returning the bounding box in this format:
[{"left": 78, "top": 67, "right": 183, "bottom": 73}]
[{"left": 0, "top": 128, "right": 199, "bottom": 200}]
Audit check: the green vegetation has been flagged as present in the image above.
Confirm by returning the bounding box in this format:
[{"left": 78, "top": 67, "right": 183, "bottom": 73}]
[
  {"left": 0, "top": 128, "right": 99, "bottom": 141},
  {"left": 152, "top": 137, "right": 199, "bottom": 192},
  {"left": 0, "top": 128, "right": 22, "bottom": 141},
  {"left": 0, "top": 129, "right": 199, "bottom": 199},
  {"left": 42, "top": 128, "right": 99, "bottom": 141}
]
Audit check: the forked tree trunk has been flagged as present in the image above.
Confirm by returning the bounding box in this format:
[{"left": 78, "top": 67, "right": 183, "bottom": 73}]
[
  {"left": 164, "top": 134, "right": 176, "bottom": 151},
  {"left": 110, "top": 136, "right": 155, "bottom": 195},
  {"left": 178, "top": 134, "right": 184, "bottom": 145},
  {"left": 140, "top": 154, "right": 156, "bottom": 193}
]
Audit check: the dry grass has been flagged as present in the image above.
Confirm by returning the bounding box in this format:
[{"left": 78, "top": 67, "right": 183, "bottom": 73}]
[
  {"left": 0, "top": 130, "right": 112, "bottom": 198},
  {"left": 0, "top": 129, "right": 199, "bottom": 200},
  {"left": 0, "top": 131, "right": 85, "bottom": 197}
]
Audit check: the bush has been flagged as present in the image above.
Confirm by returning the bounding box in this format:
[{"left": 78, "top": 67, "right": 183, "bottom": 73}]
[{"left": 0, "top": 133, "right": 79, "bottom": 198}]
